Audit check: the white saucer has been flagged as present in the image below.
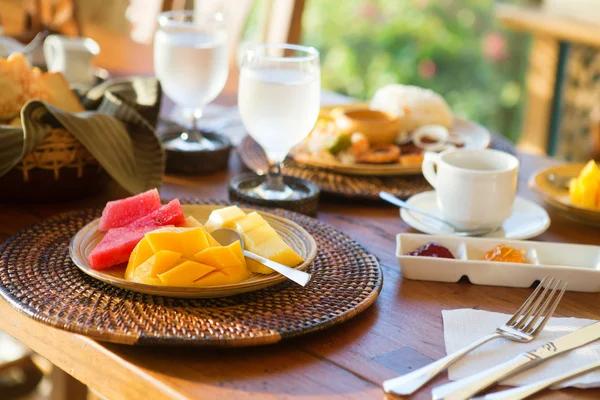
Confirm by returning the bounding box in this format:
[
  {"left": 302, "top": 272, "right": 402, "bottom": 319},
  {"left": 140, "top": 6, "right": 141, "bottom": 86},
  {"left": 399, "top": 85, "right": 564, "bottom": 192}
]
[{"left": 400, "top": 191, "right": 550, "bottom": 240}]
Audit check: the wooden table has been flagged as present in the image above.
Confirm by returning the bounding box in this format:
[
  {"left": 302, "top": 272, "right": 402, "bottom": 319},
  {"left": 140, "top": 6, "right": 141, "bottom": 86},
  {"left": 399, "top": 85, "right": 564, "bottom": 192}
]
[
  {"left": 2, "top": 126, "right": 600, "bottom": 400},
  {"left": 2, "top": 16, "right": 600, "bottom": 400}
]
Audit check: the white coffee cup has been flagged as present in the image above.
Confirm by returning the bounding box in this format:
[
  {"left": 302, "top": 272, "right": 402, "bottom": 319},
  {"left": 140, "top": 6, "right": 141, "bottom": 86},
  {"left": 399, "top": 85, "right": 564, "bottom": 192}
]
[
  {"left": 43, "top": 34, "right": 99, "bottom": 86},
  {"left": 422, "top": 148, "right": 519, "bottom": 230}
]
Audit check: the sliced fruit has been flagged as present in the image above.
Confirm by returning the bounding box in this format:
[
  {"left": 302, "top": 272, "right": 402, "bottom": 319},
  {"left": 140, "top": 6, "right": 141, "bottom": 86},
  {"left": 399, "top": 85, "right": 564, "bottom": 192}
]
[
  {"left": 181, "top": 217, "right": 221, "bottom": 247},
  {"left": 252, "top": 236, "right": 304, "bottom": 267},
  {"left": 158, "top": 260, "right": 215, "bottom": 286},
  {"left": 234, "top": 212, "right": 303, "bottom": 268},
  {"left": 125, "top": 237, "right": 153, "bottom": 279},
  {"left": 194, "top": 241, "right": 246, "bottom": 270},
  {"left": 246, "top": 258, "right": 274, "bottom": 274},
  {"left": 193, "top": 266, "right": 250, "bottom": 287},
  {"left": 145, "top": 227, "right": 209, "bottom": 258},
  {"left": 98, "top": 188, "right": 161, "bottom": 231},
  {"left": 127, "top": 199, "right": 185, "bottom": 229},
  {"left": 129, "top": 250, "right": 182, "bottom": 283},
  {"left": 234, "top": 212, "right": 266, "bottom": 234},
  {"left": 204, "top": 206, "right": 246, "bottom": 232},
  {"left": 88, "top": 224, "right": 166, "bottom": 270},
  {"left": 580, "top": 160, "right": 600, "bottom": 186},
  {"left": 192, "top": 270, "right": 232, "bottom": 287},
  {"left": 181, "top": 216, "right": 202, "bottom": 227}
]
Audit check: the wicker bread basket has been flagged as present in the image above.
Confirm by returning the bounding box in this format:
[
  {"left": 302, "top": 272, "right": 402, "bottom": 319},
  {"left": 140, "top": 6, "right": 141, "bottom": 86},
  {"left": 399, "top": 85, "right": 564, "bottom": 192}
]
[{"left": 0, "top": 126, "right": 109, "bottom": 202}]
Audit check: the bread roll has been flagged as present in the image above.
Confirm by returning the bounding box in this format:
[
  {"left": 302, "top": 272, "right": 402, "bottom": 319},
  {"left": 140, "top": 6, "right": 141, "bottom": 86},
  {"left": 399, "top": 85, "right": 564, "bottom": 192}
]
[{"left": 370, "top": 84, "right": 453, "bottom": 131}]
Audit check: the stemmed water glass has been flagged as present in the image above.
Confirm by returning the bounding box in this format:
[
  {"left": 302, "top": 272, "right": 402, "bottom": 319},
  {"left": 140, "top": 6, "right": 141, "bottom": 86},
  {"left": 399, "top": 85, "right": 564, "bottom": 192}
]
[
  {"left": 238, "top": 44, "right": 321, "bottom": 200},
  {"left": 154, "top": 9, "right": 228, "bottom": 151}
]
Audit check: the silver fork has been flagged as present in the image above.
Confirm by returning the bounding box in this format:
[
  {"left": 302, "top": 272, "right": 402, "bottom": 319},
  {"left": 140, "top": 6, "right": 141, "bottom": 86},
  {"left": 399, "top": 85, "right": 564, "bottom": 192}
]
[{"left": 383, "top": 277, "right": 567, "bottom": 396}]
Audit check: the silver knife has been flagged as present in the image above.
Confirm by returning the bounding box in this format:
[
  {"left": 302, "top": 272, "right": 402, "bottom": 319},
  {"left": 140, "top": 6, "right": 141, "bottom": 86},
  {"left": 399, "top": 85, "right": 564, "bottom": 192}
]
[
  {"left": 432, "top": 321, "right": 600, "bottom": 400},
  {"left": 473, "top": 360, "right": 600, "bottom": 400}
]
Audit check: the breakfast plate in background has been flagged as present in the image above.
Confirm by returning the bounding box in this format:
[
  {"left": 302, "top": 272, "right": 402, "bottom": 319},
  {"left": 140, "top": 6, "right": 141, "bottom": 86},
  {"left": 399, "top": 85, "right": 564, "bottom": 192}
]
[
  {"left": 529, "top": 162, "right": 600, "bottom": 227},
  {"left": 290, "top": 84, "right": 492, "bottom": 176},
  {"left": 400, "top": 191, "right": 551, "bottom": 240}
]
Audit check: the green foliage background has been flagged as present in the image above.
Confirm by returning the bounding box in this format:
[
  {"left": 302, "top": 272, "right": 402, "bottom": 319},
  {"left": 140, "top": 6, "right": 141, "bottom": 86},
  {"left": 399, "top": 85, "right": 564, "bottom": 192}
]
[{"left": 299, "top": 0, "right": 542, "bottom": 141}]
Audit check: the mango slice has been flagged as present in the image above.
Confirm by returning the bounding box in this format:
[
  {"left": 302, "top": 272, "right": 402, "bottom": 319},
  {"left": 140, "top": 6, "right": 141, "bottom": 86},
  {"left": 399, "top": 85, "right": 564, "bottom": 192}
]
[
  {"left": 569, "top": 160, "right": 600, "bottom": 210},
  {"left": 146, "top": 227, "right": 209, "bottom": 258},
  {"left": 246, "top": 258, "right": 274, "bottom": 274},
  {"left": 158, "top": 260, "right": 215, "bottom": 286},
  {"left": 125, "top": 237, "right": 154, "bottom": 280},
  {"left": 194, "top": 241, "right": 246, "bottom": 270},
  {"left": 129, "top": 250, "right": 181, "bottom": 284},
  {"left": 234, "top": 212, "right": 304, "bottom": 272},
  {"left": 181, "top": 216, "right": 202, "bottom": 227},
  {"left": 193, "top": 266, "right": 251, "bottom": 287},
  {"left": 204, "top": 206, "right": 246, "bottom": 232}
]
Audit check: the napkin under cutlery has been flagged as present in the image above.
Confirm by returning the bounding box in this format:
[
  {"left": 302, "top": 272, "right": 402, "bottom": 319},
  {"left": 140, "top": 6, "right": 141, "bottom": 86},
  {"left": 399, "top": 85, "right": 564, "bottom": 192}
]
[{"left": 443, "top": 309, "right": 600, "bottom": 389}]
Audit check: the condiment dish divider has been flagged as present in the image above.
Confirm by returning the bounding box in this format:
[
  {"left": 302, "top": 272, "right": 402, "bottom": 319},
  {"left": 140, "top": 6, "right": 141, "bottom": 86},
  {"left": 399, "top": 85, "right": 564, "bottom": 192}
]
[{"left": 396, "top": 233, "right": 600, "bottom": 292}]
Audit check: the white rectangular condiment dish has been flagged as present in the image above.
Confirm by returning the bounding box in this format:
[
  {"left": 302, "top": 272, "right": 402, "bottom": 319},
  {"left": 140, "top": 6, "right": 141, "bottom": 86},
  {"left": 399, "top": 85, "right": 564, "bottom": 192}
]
[{"left": 396, "top": 233, "right": 600, "bottom": 292}]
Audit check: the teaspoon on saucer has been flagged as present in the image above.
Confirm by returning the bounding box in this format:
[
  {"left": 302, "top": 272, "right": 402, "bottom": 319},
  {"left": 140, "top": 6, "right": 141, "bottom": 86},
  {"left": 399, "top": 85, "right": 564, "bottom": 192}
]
[{"left": 379, "top": 191, "right": 498, "bottom": 237}]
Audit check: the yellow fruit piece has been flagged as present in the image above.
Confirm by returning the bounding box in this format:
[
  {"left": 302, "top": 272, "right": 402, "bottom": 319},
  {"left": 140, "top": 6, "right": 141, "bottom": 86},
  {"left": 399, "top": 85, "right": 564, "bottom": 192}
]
[
  {"left": 569, "top": 178, "right": 581, "bottom": 205},
  {"left": 580, "top": 160, "right": 600, "bottom": 186},
  {"left": 145, "top": 227, "right": 209, "bottom": 258},
  {"left": 234, "top": 212, "right": 304, "bottom": 268},
  {"left": 181, "top": 216, "right": 202, "bottom": 227},
  {"left": 194, "top": 241, "right": 246, "bottom": 270},
  {"left": 204, "top": 206, "right": 246, "bottom": 232},
  {"left": 234, "top": 212, "right": 266, "bottom": 233},
  {"left": 246, "top": 258, "right": 274, "bottom": 274},
  {"left": 569, "top": 160, "right": 600, "bottom": 210},
  {"left": 129, "top": 250, "right": 181, "bottom": 284},
  {"left": 125, "top": 237, "right": 154, "bottom": 280},
  {"left": 158, "top": 260, "right": 215, "bottom": 286},
  {"left": 255, "top": 236, "right": 304, "bottom": 267},
  {"left": 193, "top": 265, "right": 251, "bottom": 287}
]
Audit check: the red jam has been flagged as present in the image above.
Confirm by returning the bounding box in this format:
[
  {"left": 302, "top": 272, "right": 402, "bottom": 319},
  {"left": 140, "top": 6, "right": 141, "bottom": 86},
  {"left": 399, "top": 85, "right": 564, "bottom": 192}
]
[{"left": 406, "top": 242, "right": 455, "bottom": 259}]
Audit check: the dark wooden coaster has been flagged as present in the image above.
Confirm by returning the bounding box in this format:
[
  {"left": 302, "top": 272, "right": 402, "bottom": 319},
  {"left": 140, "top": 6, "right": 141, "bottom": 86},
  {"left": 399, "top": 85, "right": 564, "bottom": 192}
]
[
  {"left": 229, "top": 173, "right": 320, "bottom": 217},
  {"left": 160, "top": 129, "right": 232, "bottom": 175},
  {"left": 0, "top": 199, "right": 382, "bottom": 347}
]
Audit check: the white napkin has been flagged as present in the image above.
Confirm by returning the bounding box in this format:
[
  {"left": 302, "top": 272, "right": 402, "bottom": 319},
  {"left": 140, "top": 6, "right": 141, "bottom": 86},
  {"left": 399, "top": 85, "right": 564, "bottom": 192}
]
[{"left": 443, "top": 309, "right": 600, "bottom": 389}]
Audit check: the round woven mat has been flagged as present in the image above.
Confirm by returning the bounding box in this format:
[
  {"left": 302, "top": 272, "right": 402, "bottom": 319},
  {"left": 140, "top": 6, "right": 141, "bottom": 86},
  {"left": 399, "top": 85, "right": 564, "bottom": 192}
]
[
  {"left": 0, "top": 200, "right": 382, "bottom": 347},
  {"left": 238, "top": 134, "right": 517, "bottom": 200}
]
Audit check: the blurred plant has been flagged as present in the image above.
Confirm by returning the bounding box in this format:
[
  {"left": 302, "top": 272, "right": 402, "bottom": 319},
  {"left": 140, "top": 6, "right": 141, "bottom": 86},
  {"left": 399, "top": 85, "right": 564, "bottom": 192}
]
[{"left": 301, "top": 0, "right": 540, "bottom": 141}]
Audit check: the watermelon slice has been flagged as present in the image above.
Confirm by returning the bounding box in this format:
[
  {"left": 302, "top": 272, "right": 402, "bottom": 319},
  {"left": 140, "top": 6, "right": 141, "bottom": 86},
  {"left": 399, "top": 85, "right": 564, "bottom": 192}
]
[
  {"left": 127, "top": 199, "right": 185, "bottom": 229},
  {"left": 88, "top": 225, "right": 173, "bottom": 270},
  {"left": 98, "top": 189, "right": 161, "bottom": 232}
]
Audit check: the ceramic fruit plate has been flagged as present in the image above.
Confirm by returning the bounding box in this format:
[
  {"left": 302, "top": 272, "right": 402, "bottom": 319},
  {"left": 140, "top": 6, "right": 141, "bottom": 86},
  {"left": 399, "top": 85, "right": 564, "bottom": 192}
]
[
  {"left": 529, "top": 163, "right": 600, "bottom": 227},
  {"left": 70, "top": 204, "right": 317, "bottom": 298},
  {"left": 397, "top": 233, "right": 600, "bottom": 292},
  {"left": 289, "top": 104, "right": 492, "bottom": 176}
]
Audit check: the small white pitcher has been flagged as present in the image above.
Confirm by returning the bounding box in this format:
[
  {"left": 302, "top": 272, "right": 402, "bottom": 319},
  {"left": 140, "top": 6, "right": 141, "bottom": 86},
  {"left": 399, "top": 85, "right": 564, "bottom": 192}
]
[{"left": 44, "top": 34, "right": 100, "bottom": 86}]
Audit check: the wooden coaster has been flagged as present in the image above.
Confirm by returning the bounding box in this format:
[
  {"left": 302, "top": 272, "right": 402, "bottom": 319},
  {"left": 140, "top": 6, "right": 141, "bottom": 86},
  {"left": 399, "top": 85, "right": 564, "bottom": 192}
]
[
  {"left": 229, "top": 173, "right": 320, "bottom": 217},
  {"left": 161, "top": 129, "right": 232, "bottom": 175}
]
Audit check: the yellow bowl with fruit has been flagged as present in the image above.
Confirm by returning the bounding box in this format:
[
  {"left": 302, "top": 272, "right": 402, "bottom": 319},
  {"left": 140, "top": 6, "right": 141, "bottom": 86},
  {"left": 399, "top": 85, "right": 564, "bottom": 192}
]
[{"left": 529, "top": 160, "right": 600, "bottom": 226}]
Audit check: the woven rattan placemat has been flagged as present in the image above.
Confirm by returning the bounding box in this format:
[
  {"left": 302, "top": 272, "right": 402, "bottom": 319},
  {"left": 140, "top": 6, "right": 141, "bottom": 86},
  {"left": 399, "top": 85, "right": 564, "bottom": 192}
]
[
  {"left": 238, "top": 134, "right": 517, "bottom": 200},
  {"left": 0, "top": 200, "right": 382, "bottom": 347}
]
